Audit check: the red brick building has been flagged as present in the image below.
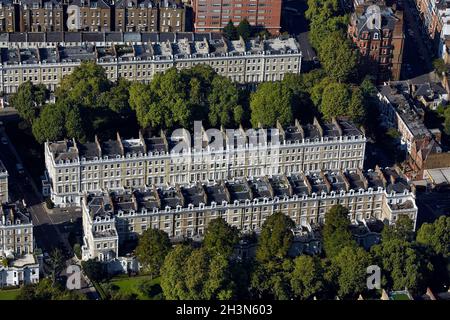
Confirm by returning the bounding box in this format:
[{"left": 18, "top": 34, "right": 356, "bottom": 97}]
[
  {"left": 192, "top": 0, "right": 281, "bottom": 34},
  {"left": 348, "top": 1, "right": 405, "bottom": 82}
]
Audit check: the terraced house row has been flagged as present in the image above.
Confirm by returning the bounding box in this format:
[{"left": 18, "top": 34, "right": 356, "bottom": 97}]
[
  {"left": 0, "top": 0, "right": 186, "bottom": 33},
  {"left": 0, "top": 35, "right": 301, "bottom": 93},
  {"left": 43, "top": 118, "right": 366, "bottom": 207},
  {"left": 0, "top": 154, "right": 38, "bottom": 286},
  {"left": 0, "top": 198, "right": 39, "bottom": 287},
  {"left": 81, "top": 166, "right": 418, "bottom": 262}
]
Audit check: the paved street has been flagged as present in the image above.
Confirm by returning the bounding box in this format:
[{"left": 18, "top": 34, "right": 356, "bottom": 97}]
[
  {"left": 282, "top": 0, "right": 318, "bottom": 72},
  {"left": 60, "top": 257, "right": 100, "bottom": 300},
  {"left": 0, "top": 124, "right": 78, "bottom": 254},
  {"left": 402, "top": 0, "right": 434, "bottom": 79}
]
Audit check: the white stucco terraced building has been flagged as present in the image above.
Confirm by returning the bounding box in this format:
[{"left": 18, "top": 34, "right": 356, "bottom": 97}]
[
  {"left": 44, "top": 119, "right": 366, "bottom": 207},
  {"left": 0, "top": 34, "right": 302, "bottom": 93},
  {"left": 81, "top": 166, "right": 417, "bottom": 262}
]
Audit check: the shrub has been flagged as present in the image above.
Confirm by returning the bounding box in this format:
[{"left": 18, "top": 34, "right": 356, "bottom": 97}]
[{"left": 73, "top": 243, "right": 81, "bottom": 259}]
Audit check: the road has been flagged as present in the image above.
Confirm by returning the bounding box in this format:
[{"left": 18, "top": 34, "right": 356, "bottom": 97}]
[
  {"left": 402, "top": 0, "right": 434, "bottom": 79},
  {"left": 0, "top": 125, "right": 76, "bottom": 254},
  {"left": 60, "top": 257, "right": 100, "bottom": 300},
  {"left": 281, "top": 0, "right": 318, "bottom": 71}
]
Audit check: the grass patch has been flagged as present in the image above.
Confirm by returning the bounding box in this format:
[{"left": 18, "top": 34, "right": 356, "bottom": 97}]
[
  {"left": 0, "top": 288, "right": 21, "bottom": 300},
  {"left": 391, "top": 293, "right": 411, "bottom": 300},
  {"left": 102, "top": 275, "right": 162, "bottom": 300}
]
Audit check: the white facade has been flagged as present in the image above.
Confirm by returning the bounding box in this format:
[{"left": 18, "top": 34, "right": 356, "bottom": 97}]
[
  {"left": 0, "top": 37, "right": 302, "bottom": 94},
  {"left": 44, "top": 120, "right": 367, "bottom": 207},
  {"left": 0, "top": 254, "right": 39, "bottom": 287},
  {"left": 80, "top": 168, "right": 418, "bottom": 264}
]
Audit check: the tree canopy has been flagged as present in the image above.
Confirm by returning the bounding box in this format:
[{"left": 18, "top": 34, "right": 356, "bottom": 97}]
[
  {"left": 319, "top": 82, "right": 365, "bottom": 123},
  {"left": 416, "top": 216, "right": 449, "bottom": 257},
  {"left": 223, "top": 20, "right": 238, "bottom": 40},
  {"left": 237, "top": 19, "right": 252, "bottom": 41},
  {"left": 382, "top": 214, "right": 415, "bottom": 242},
  {"left": 290, "top": 255, "right": 324, "bottom": 300},
  {"left": 250, "top": 82, "right": 294, "bottom": 127},
  {"left": 203, "top": 218, "right": 239, "bottom": 258},
  {"left": 332, "top": 246, "right": 371, "bottom": 298},
  {"left": 160, "top": 245, "right": 235, "bottom": 300},
  {"left": 10, "top": 81, "right": 48, "bottom": 125},
  {"left": 129, "top": 65, "right": 244, "bottom": 130},
  {"left": 135, "top": 228, "right": 172, "bottom": 278},
  {"left": 28, "top": 62, "right": 135, "bottom": 143},
  {"left": 322, "top": 205, "right": 356, "bottom": 258},
  {"left": 16, "top": 278, "right": 86, "bottom": 300},
  {"left": 256, "top": 212, "right": 295, "bottom": 263},
  {"left": 371, "top": 239, "right": 430, "bottom": 292}
]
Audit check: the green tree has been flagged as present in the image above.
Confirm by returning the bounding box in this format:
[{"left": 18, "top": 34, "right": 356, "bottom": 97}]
[
  {"left": 160, "top": 245, "right": 235, "bottom": 300},
  {"left": 10, "top": 81, "right": 48, "bottom": 125},
  {"left": 250, "top": 82, "right": 294, "bottom": 127},
  {"left": 208, "top": 76, "right": 243, "bottom": 127},
  {"left": 184, "top": 248, "right": 211, "bottom": 300},
  {"left": 223, "top": 20, "right": 238, "bottom": 40},
  {"left": 237, "top": 19, "right": 252, "bottom": 40},
  {"left": 48, "top": 248, "right": 65, "bottom": 285},
  {"left": 319, "top": 82, "right": 351, "bottom": 121},
  {"left": 183, "top": 248, "right": 235, "bottom": 300},
  {"left": 382, "top": 214, "right": 415, "bottom": 242},
  {"left": 310, "top": 77, "right": 334, "bottom": 108},
  {"left": 290, "top": 255, "right": 323, "bottom": 300},
  {"left": 130, "top": 66, "right": 222, "bottom": 130},
  {"left": 160, "top": 244, "right": 193, "bottom": 299},
  {"left": 282, "top": 73, "right": 317, "bottom": 121},
  {"left": 319, "top": 32, "right": 358, "bottom": 83},
  {"left": 256, "top": 212, "right": 295, "bottom": 263},
  {"left": 32, "top": 104, "right": 65, "bottom": 143},
  {"left": 348, "top": 87, "right": 366, "bottom": 123},
  {"left": 128, "top": 82, "right": 158, "bottom": 128},
  {"left": 64, "top": 103, "right": 86, "bottom": 142},
  {"left": 250, "top": 212, "right": 295, "bottom": 300},
  {"left": 16, "top": 279, "right": 86, "bottom": 300},
  {"left": 205, "top": 254, "right": 235, "bottom": 300},
  {"left": 56, "top": 61, "right": 111, "bottom": 109},
  {"left": 81, "top": 259, "right": 106, "bottom": 282},
  {"left": 433, "top": 58, "right": 448, "bottom": 76},
  {"left": 305, "top": 0, "right": 341, "bottom": 21},
  {"left": 135, "top": 228, "right": 172, "bottom": 278},
  {"left": 150, "top": 68, "right": 191, "bottom": 128},
  {"left": 203, "top": 218, "right": 239, "bottom": 258},
  {"left": 417, "top": 216, "right": 450, "bottom": 257},
  {"left": 371, "top": 239, "right": 430, "bottom": 292},
  {"left": 107, "top": 77, "right": 131, "bottom": 115},
  {"left": 332, "top": 246, "right": 371, "bottom": 298},
  {"left": 251, "top": 258, "right": 293, "bottom": 300},
  {"left": 322, "top": 205, "right": 356, "bottom": 258}
]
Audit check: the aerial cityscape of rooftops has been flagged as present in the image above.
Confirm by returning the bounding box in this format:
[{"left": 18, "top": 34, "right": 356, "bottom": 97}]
[{"left": 0, "top": 0, "right": 448, "bottom": 305}]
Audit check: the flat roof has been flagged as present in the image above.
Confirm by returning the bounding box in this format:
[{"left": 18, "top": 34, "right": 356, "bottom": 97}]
[{"left": 425, "top": 167, "right": 450, "bottom": 185}]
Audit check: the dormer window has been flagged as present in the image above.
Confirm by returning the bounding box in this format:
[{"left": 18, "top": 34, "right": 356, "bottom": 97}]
[{"left": 373, "top": 33, "right": 379, "bottom": 40}]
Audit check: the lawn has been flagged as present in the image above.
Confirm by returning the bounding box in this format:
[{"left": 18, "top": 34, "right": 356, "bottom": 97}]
[
  {"left": 391, "top": 293, "right": 411, "bottom": 300},
  {"left": 102, "top": 275, "right": 162, "bottom": 300},
  {"left": 0, "top": 288, "right": 20, "bottom": 300}
]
